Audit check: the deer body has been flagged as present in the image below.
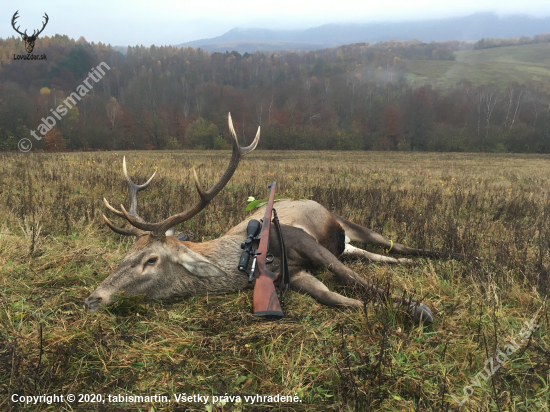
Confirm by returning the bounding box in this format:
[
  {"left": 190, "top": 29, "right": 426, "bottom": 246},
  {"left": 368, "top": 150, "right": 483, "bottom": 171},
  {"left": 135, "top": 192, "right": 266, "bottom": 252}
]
[
  {"left": 87, "top": 200, "right": 341, "bottom": 306},
  {"left": 86, "top": 114, "right": 466, "bottom": 323}
]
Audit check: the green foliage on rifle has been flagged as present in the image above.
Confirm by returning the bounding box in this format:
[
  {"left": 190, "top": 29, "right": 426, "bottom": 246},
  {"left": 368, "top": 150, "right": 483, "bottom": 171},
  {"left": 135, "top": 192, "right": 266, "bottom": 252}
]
[{"left": 246, "top": 195, "right": 286, "bottom": 211}]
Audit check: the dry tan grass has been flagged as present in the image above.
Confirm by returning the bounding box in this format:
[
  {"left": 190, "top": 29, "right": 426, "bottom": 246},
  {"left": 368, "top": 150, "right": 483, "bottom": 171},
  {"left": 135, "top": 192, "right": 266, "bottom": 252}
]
[{"left": 0, "top": 150, "right": 548, "bottom": 411}]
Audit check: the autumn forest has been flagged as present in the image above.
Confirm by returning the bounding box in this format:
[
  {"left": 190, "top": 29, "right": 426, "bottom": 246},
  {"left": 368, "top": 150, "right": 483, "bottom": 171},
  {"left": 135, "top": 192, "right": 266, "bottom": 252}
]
[{"left": 1, "top": 33, "right": 550, "bottom": 152}]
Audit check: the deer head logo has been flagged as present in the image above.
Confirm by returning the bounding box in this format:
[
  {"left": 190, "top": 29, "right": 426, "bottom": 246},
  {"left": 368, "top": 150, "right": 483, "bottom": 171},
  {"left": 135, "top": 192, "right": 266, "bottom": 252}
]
[{"left": 11, "top": 11, "right": 49, "bottom": 54}]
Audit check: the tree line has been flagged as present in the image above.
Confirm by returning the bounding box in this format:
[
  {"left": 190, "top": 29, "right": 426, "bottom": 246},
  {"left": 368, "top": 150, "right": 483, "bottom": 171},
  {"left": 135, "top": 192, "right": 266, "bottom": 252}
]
[
  {"left": 0, "top": 34, "right": 549, "bottom": 152},
  {"left": 474, "top": 33, "right": 550, "bottom": 50}
]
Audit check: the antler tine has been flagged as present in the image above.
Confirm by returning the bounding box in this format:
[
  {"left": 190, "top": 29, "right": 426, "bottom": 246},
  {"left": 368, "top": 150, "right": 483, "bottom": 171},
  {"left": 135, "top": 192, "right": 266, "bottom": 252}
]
[
  {"left": 11, "top": 11, "right": 24, "bottom": 36},
  {"left": 122, "top": 156, "right": 156, "bottom": 216},
  {"left": 35, "top": 12, "right": 49, "bottom": 37},
  {"left": 243, "top": 126, "right": 261, "bottom": 154},
  {"left": 102, "top": 215, "right": 145, "bottom": 237},
  {"left": 189, "top": 112, "right": 254, "bottom": 203},
  {"left": 228, "top": 112, "right": 260, "bottom": 155},
  {"left": 123, "top": 156, "right": 156, "bottom": 188},
  {"left": 119, "top": 204, "right": 151, "bottom": 232},
  {"left": 103, "top": 156, "right": 157, "bottom": 236},
  {"left": 192, "top": 168, "right": 207, "bottom": 201},
  {"left": 103, "top": 197, "right": 125, "bottom": 218}
]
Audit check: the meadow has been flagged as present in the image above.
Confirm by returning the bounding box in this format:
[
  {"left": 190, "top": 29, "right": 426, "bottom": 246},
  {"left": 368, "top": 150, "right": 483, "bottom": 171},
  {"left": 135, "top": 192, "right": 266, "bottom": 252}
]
[
  {"left": 0, "top": 150, "right": 549, "bottom": 411},
  {"left": 404, "top": 42, "right": 550, "bottom": 90}
]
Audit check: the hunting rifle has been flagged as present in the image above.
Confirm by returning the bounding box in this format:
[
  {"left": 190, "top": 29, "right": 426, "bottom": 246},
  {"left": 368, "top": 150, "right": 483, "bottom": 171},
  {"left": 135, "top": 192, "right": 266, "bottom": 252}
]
[{"left": 237, "top": 182, "right": 289, "bottom": 319}]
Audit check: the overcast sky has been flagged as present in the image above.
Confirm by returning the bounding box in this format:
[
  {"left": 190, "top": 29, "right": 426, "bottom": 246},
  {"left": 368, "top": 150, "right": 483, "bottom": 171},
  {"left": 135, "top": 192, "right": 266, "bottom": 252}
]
[{"left": 2, "top": 0, "right": 550, "bottom": 46}]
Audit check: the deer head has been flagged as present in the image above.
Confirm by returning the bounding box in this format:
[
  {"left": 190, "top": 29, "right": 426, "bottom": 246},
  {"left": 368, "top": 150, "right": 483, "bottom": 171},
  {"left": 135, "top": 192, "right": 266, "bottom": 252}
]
[
  {"left": 12, "top": 11, "right": 49, "bottom": 54},
  {"left": 84, "top": 113, "right": 259, "bottom": 311}
]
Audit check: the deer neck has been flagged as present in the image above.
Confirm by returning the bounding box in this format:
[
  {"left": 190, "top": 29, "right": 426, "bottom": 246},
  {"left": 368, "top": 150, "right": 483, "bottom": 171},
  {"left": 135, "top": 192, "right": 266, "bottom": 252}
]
[{"left": 178, "top": 236, "right": 250, "bottom": 293}]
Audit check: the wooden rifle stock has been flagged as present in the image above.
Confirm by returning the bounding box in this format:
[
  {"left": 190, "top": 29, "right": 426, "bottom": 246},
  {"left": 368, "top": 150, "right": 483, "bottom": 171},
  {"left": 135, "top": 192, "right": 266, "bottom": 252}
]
[{"left": 252, "top": 182, "right": 284, "bottom": 319}]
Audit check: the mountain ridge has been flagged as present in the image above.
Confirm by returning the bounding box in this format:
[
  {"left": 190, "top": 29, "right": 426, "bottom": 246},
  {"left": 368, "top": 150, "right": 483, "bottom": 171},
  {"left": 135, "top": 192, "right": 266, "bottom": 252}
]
[{"left": 175, "top": 13, "right": 550, "bottom": 53}]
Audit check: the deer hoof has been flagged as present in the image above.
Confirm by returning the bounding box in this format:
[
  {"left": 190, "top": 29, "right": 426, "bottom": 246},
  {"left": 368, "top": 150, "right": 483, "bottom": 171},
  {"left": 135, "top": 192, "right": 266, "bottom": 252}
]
[
  {"left": 83, "top": 297, "right": 102, "bottom": 312},
  {"left": 410, "top": 302, "right": 433, "bottom": 324},
  {"left": 177, "top": 233, "right": 189, "bottom": 241}
]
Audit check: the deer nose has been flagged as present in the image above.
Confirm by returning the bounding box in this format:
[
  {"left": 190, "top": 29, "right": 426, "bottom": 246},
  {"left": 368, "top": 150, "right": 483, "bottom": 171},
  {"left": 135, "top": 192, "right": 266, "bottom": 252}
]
[{"left": 83, "top": 297, "right": 102, "bottom": 311}]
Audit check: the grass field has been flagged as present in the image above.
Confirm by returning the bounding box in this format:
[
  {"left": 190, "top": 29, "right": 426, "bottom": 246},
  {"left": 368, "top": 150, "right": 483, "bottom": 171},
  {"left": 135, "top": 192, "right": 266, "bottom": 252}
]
[
  {"left": 404, "top": 43, "right": 550, "bottom": 89},
  {"left": 0, "top": 150, "right": 549, "bottom": 411}
]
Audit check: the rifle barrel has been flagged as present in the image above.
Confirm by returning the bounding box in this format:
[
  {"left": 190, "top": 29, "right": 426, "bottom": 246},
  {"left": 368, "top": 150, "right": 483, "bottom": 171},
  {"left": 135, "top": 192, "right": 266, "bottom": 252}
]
[{"left": 252, "top": 182, "right": 284, "bottom": 319}]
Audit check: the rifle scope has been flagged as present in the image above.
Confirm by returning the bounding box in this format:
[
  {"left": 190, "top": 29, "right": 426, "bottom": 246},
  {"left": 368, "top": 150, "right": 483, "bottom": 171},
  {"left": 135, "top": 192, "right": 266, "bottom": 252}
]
[{"left": 238, "top": 219, "right": 261, "bottom": 272}]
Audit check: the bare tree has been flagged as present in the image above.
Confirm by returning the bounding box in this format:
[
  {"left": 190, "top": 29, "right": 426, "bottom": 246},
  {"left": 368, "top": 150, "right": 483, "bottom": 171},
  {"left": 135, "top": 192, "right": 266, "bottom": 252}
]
[
  {"left": 482, "top": 87, "right": 498, "bottom": 141},
  {"left": 509, "top": 86, "right": 525, "bottom": 130},
  {"left": 471, "top": 86, "right": 497, "bottom": 144},
  {"left": 106, "top": 97, "right": 121, "bottom": 128}
]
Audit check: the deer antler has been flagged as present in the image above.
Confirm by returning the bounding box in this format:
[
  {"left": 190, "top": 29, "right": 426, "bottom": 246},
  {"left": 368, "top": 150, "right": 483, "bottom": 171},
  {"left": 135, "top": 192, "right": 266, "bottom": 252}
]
[
  {"left": 121, "top": 113, "right": 259, "bottom": 236},
  {"left": 103, "top": 156, "right": 156, "bottom": 237},
  {"left": 104, "top": 112, "right": 259, "bottom": 237},
  {"left": 11, "top": 11, "right": 25, "bottom": 37},
  {"left": 33, "top": 13, "right": 49, "bottom": 38}
]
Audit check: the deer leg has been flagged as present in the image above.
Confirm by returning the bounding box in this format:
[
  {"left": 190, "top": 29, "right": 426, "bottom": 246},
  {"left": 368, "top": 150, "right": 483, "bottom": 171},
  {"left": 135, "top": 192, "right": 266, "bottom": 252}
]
[
  {"left": 342, "top": 236, "right": 413, "bottom": 264},
  {"left": 332, "top": 213, "right": 467, "bottom": 260},
  {"left": 290, "top": 270, "right": 362, "bottom": 307},
  {"left": 293, "top": 235, "right": 433, "bottom": 323}
]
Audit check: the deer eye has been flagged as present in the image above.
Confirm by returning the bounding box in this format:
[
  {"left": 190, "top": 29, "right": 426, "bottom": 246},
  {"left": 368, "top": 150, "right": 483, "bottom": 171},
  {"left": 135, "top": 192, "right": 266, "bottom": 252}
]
[{"left": 145, "top": 257, "right": 158, "bottom": 265}]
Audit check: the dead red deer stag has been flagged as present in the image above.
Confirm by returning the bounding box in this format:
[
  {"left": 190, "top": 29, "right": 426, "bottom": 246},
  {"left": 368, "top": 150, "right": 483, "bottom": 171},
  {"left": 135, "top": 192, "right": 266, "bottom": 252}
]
[{"left": 85, "top": 113, "right": 467, "bottom": 323}]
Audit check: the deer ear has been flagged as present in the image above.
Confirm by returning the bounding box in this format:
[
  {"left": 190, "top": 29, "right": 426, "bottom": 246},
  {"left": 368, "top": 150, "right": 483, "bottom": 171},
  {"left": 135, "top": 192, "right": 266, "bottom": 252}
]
[
  {"left": 165, "top": 228, "right": 176, "bottom": 236},
  {"left": 175, "top": 247, "right": 226, "bottom": 277},
  {"left": 182, "top": 261, "right": 227, "bottom": 277}
]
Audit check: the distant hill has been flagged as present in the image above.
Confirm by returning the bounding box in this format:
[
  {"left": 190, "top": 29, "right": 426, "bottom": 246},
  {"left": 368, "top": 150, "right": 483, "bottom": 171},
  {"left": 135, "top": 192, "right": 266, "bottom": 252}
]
[{"left": 176, "top": 13, "right": 550, "bottom": 53}]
